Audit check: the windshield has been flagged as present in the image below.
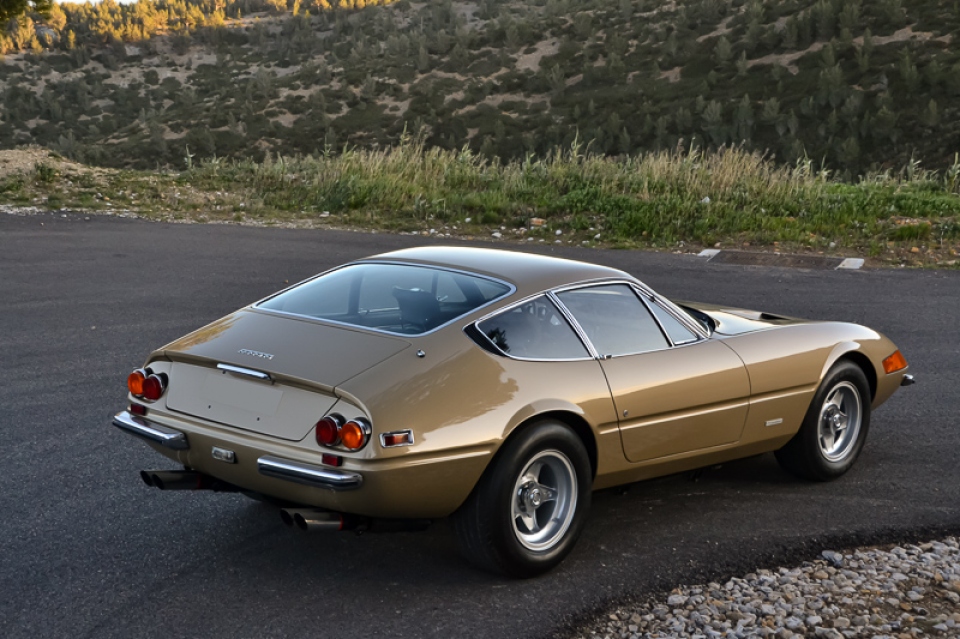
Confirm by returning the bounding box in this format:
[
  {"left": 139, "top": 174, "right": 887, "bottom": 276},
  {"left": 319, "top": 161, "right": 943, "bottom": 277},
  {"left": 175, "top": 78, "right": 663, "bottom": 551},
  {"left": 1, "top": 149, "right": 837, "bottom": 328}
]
[{"left": 257, "top": 262, "right": 512, "bottom": 335}]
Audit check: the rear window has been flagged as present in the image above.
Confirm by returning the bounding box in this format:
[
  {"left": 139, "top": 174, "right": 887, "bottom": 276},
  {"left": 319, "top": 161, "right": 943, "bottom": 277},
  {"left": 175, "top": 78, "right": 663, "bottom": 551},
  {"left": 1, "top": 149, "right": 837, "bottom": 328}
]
[{"left": 257, "top": 263, "right": 511, "bottom": 335}]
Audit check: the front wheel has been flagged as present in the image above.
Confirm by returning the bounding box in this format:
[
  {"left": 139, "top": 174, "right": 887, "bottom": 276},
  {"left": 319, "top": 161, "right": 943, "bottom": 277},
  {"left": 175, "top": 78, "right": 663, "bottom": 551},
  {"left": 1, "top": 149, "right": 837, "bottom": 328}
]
[
  {"left": 451, "top": 421, "right": 592, "bottom": 578},
  {"left": 775, "top": 361, "right": 872, "bottom": 481}
]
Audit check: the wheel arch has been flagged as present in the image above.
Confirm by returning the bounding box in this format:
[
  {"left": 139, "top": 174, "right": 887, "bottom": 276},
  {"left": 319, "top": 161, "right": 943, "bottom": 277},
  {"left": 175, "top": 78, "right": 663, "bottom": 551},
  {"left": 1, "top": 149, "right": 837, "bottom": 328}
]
[
  {"left": 821, "top": 343, "right": 877, "bottom": 400},
  {"left": 500, "top": 410, "right": 598, "bottom": 480}
]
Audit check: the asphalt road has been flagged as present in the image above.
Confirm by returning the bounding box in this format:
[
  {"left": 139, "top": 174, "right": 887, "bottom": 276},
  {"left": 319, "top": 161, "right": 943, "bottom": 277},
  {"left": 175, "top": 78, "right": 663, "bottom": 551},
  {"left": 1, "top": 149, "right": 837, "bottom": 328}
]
[{"left": 2, "top": 212, "right": 958, "bottom": 639}]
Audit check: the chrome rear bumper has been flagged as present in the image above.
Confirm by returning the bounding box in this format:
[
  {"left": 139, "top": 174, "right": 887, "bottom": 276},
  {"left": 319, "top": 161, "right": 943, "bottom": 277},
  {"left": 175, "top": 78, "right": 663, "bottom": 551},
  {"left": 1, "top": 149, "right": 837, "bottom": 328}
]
[
  {"left": 113, "top": 411, "right": 362, "bottom": 492},
  {"left": 258, "top": 455, "right": 363, "bottom": 491},
  {"left": 113, "top": 411, "right": 190, "bottom": 450}
]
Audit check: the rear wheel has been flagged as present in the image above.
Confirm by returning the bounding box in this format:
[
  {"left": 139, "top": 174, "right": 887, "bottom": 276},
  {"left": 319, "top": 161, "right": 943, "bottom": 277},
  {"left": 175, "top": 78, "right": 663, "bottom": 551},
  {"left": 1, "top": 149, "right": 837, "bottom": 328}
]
[
  {"left": 775, "top": 361, "right": 871, "bottom": 481},
  {"left": 451, "top": 421, "right": 591, "bottom": 578}
]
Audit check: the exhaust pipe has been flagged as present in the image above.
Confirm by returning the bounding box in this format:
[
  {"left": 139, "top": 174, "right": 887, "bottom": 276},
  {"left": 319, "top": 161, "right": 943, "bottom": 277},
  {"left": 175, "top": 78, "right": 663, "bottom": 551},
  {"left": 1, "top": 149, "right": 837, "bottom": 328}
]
[
  {"left": 279, "top": 508, "right": 431, "bottom": 533},
  {"left": 140, "top": 470, "right": 238, "bottom": 492},
  {"left": 280, "top": 508, "right": 345, "bottom": 531}
]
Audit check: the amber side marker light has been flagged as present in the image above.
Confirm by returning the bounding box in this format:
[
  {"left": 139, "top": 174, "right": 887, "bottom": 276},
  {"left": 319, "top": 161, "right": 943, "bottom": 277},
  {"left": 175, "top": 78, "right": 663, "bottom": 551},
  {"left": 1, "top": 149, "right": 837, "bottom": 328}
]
[
  {"left": 381, "top": 430, "right": 414, "bottom": 447},
  {"left": 883, "top": 350, "right": 908, "bottom": 374}
]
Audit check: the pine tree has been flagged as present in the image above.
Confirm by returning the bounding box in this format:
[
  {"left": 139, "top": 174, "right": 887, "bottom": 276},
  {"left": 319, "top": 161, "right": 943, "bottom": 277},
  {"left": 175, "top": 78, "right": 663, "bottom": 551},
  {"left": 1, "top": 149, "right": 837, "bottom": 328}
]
[
  {"left": 925, "top": 58, "right": 942, "bottom": 88},
  {"left": 734, "top": 94, "right": 753, "bottom": 143},
  {"left": 618, "top": 127, "right": 631, "bottom": 154},
  {"left": 713, "top": 36, "right": 732, "bottom": 69},
  {"left": 736, "top": 51, "right": 748, "bottom": 77},
  {"left": 814, "top": 0, "right": 835, "bottom": 41},
  {"left": 701, "top": 100, "right": 724, "bottom": 145},
  {"left": 899, "top": 50, "right": 920, "bottom": 92},
  {"left": 782, "top": 16, "right": 798, "bottom": 50},
  {"left": 838, "top": 1, "right": 860, "bottom": 31},
  {"left": 920, "top": 99, "right": 939, "bottom": 127},
  {"left": 836, "top": 136, "right": 859, "bottom": 167},
  {"left": 417, "top": 44, "right": 429, "bottom": 72},
  {"left": 760, "top": 97, "right": 780, "bottom": 124}
]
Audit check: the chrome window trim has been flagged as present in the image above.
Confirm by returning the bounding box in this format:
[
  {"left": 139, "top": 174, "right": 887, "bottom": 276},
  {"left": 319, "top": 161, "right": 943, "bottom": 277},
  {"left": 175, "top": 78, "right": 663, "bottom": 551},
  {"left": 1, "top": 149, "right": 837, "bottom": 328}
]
[
  {"left": 628, "top": 281, "right": 710, "bottom": 340},
  {"left": 552, "top": 281, "right": 677, "bottom": 359},
  {"left": 252, "top": 261, "right": 517, "bottom": 338},
  {"left": 629, "top": 286, "right": 703, "bottom": 347},
  {"left": 546, "top": 290, "right": 600, "bottom": 360},
  {"left": 468, "top": 292, "right": 596, "bottom": 363}
]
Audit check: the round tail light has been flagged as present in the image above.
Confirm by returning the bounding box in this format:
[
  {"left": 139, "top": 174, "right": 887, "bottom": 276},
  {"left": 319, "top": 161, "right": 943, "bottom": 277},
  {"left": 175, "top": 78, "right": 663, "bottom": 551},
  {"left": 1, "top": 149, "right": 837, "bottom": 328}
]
[
  {"left": 141, "top": 373, "right": 167, "bottom": 401},
  {"left": 315, "top": 415, "right": 343, "bottom": 446},
  {"left": 127, "top": 369, "right": 147, "bottom": 395},
  {"left": 340, "top": 419, "right": 371, "bottom": 451}
]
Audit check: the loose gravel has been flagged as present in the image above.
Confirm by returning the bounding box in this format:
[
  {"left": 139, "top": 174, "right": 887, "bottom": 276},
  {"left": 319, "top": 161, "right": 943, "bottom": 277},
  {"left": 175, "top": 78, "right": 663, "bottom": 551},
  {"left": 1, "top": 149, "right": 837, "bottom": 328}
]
[{"left": 572, "top": 537, "right": 960, "bottom": 639}]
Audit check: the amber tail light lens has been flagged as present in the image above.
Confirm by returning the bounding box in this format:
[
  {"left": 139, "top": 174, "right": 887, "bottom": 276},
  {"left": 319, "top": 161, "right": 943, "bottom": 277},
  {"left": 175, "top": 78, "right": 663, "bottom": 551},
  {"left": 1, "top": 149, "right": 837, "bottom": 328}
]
[
  {"left": 127, "top": 369, "right": 147, "bottom": 395},
  {"left": 340, "top": 419, "right": 371, "bottom": 451},
  {"left": 882, "top": 350, "right": 908, "bottom": 374}
]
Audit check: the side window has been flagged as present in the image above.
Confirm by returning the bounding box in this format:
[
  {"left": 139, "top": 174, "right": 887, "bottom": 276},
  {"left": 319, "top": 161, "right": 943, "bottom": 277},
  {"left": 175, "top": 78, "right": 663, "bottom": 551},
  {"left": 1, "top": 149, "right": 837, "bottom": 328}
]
[
  {"left": 556, "top": 284, "right": 669, "bottom": 357},
  {"left": 648, "top": 299, "right": 700, "bottom": 345},
  {"left": 477, "top": 295, "right": 589, "bottom": 360}
]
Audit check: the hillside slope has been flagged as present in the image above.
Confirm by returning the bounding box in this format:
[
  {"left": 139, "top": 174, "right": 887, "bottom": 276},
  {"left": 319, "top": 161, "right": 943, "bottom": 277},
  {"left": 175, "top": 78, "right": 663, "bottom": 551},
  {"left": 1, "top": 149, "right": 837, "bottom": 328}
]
[{"left": 1, "top": 0, "right": 958, "bottom": 173}]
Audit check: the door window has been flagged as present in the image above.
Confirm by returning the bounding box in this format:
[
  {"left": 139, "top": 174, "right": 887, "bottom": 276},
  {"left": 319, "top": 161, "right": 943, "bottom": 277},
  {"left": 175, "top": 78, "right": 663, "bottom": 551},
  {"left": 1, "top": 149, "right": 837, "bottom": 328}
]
[{"left": 556, "top": 284, "right": 669, "bottom": 357}]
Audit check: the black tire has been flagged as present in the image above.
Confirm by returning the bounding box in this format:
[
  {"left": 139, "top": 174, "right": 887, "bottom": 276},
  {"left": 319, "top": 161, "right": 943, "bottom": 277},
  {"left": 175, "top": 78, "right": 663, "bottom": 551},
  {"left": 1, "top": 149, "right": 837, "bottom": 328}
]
[
  {"left": 450, "top": 421, "right": 592, "bottom": 578},
  {"left": 775, "top": 360, "right": 872, "bottom": 481}
]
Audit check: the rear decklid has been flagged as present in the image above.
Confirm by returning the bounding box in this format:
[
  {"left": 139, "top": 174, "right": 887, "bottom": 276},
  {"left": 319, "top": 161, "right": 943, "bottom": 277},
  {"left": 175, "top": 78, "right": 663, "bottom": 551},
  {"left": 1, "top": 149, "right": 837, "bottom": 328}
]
[{"left": 157, "top": 309, "right": 409, "bottom": 440}]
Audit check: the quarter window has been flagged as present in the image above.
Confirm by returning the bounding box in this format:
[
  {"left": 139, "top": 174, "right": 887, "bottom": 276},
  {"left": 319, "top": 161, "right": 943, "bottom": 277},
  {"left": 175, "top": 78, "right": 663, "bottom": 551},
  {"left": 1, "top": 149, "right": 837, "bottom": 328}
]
[
  {"left": 556, "top": 284, "right": 669, "bottom": 357},
  {"left": 477, "top": 295, "right": 589, "bottom": 360},
  {"left": 648, "top": 299, "right": 700, "bottom": 344}
]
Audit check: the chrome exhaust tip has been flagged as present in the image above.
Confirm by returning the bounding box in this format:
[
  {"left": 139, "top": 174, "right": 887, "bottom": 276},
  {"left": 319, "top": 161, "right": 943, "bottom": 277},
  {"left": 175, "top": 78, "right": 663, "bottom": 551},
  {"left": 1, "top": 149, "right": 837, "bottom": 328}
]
[
  {"left": 278, "top": 508, "right": 343, "bottom": 532},
  {"left": 294, "top": 511, "right": 343, "bottom": 532}
]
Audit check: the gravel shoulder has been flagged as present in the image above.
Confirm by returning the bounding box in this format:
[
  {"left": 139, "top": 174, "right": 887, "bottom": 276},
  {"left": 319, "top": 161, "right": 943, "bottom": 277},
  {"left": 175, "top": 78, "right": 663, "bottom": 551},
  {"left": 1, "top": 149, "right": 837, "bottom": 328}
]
[{"left": 570, "top": 538, "right": 960, "bottom": 639}]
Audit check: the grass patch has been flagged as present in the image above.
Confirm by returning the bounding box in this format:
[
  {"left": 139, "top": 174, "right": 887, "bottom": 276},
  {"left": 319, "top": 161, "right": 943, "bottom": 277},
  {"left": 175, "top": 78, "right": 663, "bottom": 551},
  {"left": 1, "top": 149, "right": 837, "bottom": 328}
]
[{"left": 2, "top": 140, "right": 959, "bottom": 267}]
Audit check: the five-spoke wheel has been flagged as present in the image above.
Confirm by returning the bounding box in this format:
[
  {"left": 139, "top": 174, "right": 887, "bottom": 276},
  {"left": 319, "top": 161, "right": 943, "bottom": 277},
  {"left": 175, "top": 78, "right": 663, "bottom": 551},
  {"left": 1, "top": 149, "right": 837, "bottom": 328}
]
[
  {"left": 776, "top": 360, "right": 871, "bottom": 481},
  {"left": 511, "top": 450, "right": 578, "bottom": 552},
  {"left": 451, "top": 421, "right": 591, "bottom": 578}
]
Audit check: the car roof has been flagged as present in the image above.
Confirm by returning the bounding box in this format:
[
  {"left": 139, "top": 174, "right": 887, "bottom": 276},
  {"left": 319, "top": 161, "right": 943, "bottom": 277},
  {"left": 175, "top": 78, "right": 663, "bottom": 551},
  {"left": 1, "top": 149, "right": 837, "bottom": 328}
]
[{"left": 363, "top": 246, "right": 632, "bottom": 296}]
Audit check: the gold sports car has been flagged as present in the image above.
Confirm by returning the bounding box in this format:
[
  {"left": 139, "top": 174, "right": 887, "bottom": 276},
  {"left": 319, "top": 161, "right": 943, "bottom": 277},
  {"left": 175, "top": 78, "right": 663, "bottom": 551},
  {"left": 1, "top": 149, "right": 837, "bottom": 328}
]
[{"left": 114, "top": 247, "right": 914, "bottom": 577}]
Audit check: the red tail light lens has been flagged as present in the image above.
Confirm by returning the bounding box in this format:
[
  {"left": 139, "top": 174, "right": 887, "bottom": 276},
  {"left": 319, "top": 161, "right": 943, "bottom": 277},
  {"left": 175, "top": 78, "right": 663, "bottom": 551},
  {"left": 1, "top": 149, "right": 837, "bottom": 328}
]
[
  {"left": 127, "top": 369, "right": 147, "bottom": 395},
  {"left": 341, "top": 419, "right": 371, "bottom": 451},
  {"left": 141, "top": 374, "right": 167, "bottom": 401},
  {"left": 316, "top": 415, "right": 343, "bottom": 446}
]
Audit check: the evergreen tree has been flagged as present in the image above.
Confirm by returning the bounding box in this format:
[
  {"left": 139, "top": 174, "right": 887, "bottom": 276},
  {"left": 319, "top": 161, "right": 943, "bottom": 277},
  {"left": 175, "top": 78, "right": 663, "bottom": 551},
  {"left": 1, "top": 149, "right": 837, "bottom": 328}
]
[
  {"left": 0, "top": 0, "right": 52, "bottom": 24},
  {"left": 713, "top": 36, "right": 732, "bottom": 69},
  {"left": 919, "top": 99, "right": 939, "bottom": 128},
  {"left": 734, "top": 94, "right": 753, "bottom": 143},
  {"left": 701, "top": 100, "right": 724, "bottom": 145}
]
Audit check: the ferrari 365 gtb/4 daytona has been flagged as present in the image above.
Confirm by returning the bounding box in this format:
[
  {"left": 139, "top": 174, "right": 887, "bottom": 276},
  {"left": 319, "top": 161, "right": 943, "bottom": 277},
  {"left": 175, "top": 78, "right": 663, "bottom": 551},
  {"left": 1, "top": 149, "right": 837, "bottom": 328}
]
[{"left": 114, "top": 247, "right": 913, "bottom": 577}]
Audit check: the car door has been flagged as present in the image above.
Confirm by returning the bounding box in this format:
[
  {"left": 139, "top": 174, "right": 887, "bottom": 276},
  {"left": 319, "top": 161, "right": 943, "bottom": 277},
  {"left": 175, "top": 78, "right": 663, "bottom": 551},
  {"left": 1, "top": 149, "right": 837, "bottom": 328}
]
[{"left": 555, "top": 283, "right": 751, "bottom": 463}]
